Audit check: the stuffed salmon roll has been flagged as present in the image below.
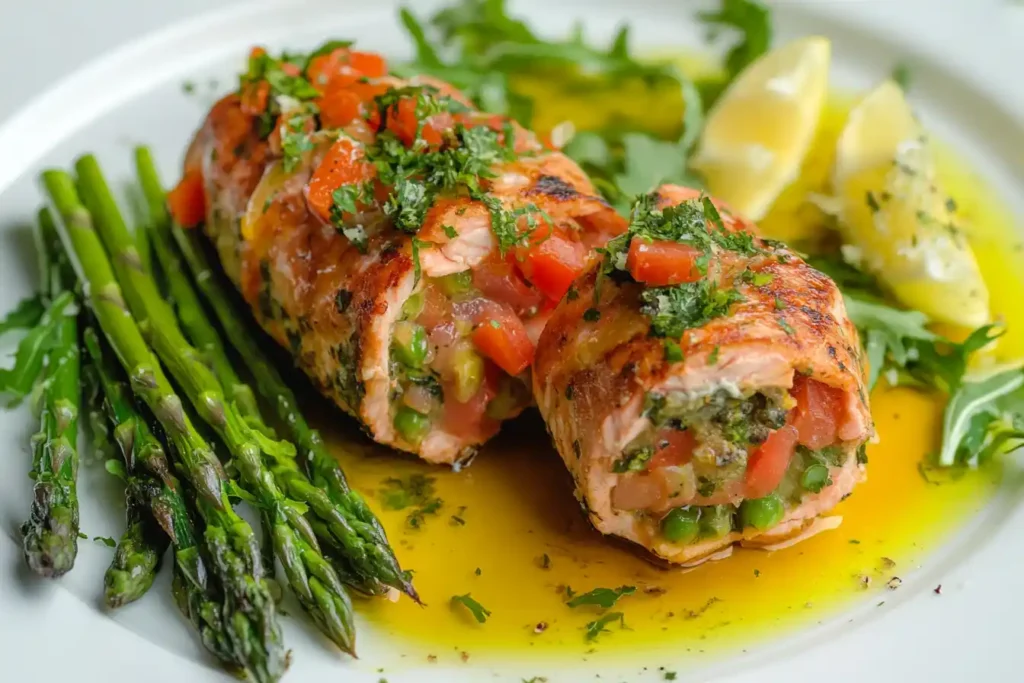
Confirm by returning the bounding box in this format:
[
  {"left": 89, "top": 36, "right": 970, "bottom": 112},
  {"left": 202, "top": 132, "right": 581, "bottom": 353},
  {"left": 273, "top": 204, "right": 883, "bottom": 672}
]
[
  {"left": 533, "top": 185, "right": 873, "bottom": 565},
  {"left": 174, "top": 43, "right": 625, "bottom": 465}
]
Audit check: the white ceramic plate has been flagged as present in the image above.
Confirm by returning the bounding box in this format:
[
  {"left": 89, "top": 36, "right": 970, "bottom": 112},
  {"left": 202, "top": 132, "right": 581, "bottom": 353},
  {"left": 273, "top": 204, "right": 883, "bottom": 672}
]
[{"left": 2, "top": 1, "right": 1023, "bottom": 681}]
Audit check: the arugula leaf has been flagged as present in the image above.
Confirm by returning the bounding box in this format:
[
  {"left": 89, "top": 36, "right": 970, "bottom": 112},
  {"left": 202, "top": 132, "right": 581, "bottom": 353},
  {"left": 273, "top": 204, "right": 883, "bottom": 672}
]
[
  {"left": 939, "top": 366, "right": 1024, "bottom": 466},
  {"left": 0, "top": 295, "right": 44, "bottom": 336},
  {"left": 0, "top": 291, "right": 75, "bottom": 405},
  {"left": 584, "top": 611, "right": 626, "bottom": 641},
  {"left": 567, "top": 585, "right": 636, "bottom": 609},
  {"left": 451, "top": 593, "right": 491, "bottom": 623},
  {"left": 698, "top": 0, "right": 773, "bottom": 81}
]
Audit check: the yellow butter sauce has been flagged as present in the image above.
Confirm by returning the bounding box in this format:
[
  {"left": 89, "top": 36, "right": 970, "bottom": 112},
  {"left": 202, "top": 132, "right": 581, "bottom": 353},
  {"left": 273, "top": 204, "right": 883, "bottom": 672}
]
[{"left": 322, "top": 76, "right": 1017, "bottom": 664}]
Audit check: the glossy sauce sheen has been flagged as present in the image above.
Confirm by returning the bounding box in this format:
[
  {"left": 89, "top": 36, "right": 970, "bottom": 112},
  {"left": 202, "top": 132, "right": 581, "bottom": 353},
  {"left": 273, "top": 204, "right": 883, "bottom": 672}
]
[{"left": 321, "top": 89, "right": 1014, "bottom": 661}]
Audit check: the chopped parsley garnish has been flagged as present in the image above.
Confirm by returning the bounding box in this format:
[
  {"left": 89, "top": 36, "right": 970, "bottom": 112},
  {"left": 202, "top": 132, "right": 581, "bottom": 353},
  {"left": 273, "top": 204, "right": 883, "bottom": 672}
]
[
  {"left": 93, "top": 536, "right": 117, "bottom": 548},
  {"left": 640, "top": 281, "right": 744, "bottom": 339},
  {"left": 280, "top": 109, "right": 316, "bottom": 173},
  {"left": 584, "top": 611, "right": 626, "bottom": 641},
  {"left": 583, "top": 308, "right": 601, "bottom": 322},
  {"left": 378, "top": 474, "right": 444, "bottom": 529},
  {"left": 451, "top": 593, "right": 491, "bottom": 623},
  {"left": 664, "top": 339, "right": 684, "bottom": 362},
  {"left": 567, "top": 585, "right": 636, "bottom": 609},
  {"left": 612, "top": 448, "right": 653, "bottom": 473}
]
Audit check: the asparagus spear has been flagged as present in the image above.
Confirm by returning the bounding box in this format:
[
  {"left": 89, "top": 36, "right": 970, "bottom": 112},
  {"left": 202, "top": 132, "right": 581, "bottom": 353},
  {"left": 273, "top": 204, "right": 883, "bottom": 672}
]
[
  {"left": 21, "top": 208, "right": 81, "bottom": 577},
  {"left": 82, "top": 356, "right": 166, "bottom": 607},
  {"left": 143, "top": 198, "right": 267, "bottom": 432},
  {"left": 42, "top": 170, "right": 287, "bottom": 683},
  {"left": 74, "top": 154, "right": 356, "bottom": 654},
  {"left": 136, "top": 146, "right": 415, "bottom": 600}
]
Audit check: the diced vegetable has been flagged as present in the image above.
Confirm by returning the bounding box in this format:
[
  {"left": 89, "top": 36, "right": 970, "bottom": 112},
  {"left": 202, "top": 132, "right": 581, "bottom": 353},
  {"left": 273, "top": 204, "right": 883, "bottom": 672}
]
[
  {"left": 394, "top": 406, "right": 431, "bottom": 445},
  {"left": 648, "top": 429, "right": 697, "bottom": 469},
  {"left": 305, "top": 138, "right": 374, "bottom": 223},
  {"left": 800, "top": 463, "right": 831, "bottom": 493},
  {"left": 451, "top": 346, "right": 485, "bottom": 402},
  {"left": 392, "top": 321, "right": 428, "bottom": 368},
  {"left": 699, "top": 505, "right": 734, "bottom": 538},
  {"left": 626, "top": 239, "right": 704, "bottom": 286},
  {"left": 739, "top": 493, "right": 784, "bottom": 531},
  {"left": 403, "top": 292, "right": 425, "bottom": 318},
  {"left": 743, "top": 424, "right": 797, "bottom": 498},
  {"left": 790, "top": 376, "right": 845, "bottom": 450},
  {"left": 473, "top": 260, "right": 544, "bottom": 315},
  {"left": 471, "top": 306, "right": 534, "bottom": 376},
  {"left": 168, "top": 170, "right": 206, "bottom": 228},
  {"left": 436, "top": 271, "right": 475, "bottom": 297},
  {"left": 661, "top": 506, "right": 700, "bottom": 543},
  {"left": 515, "top": 233, "right": 587, "bottom": 301}
]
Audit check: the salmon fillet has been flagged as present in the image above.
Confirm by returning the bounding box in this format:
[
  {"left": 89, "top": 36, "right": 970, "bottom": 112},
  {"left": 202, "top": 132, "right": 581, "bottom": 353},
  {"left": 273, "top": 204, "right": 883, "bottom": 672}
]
[
  {"left": 533, "top": 185, "right": 873, "bottom": 565},
  {"left": 181, "top": 45, "right": 625, "bottom": 465}
]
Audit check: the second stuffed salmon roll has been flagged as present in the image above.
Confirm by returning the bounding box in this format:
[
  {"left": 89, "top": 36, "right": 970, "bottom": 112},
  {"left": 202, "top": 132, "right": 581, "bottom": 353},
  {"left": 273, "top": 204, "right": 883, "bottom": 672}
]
[
  {"left": 176, "top": 43, "right": 626, "bottom": 465},
  {"left": 533, "top": 185, "right": 873, "bottom": 566}
]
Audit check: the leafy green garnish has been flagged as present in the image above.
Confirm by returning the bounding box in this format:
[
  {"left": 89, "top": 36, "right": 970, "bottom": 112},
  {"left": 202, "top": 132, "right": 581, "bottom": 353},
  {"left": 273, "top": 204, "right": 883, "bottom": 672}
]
[
  {"left": 0, "top": 295, "right": 44, "bottom": 336},
  {"left": 584, "top": 611, "right": 626, "bottom": 641},
  {"left": 379, "top": 474, "right": 445, "bottom": 528},
  {"left": 93, "top": 536, "right": 117, "bottom": 548},
  {"left": 641, "top": 281, "right": 743, "bottom": 339},
  {"left": 567, "top": 585, "right": 636, "bottom": 609},
  {"left": 451, "top": 593, "right": 491, "bottom": 623},
  {"left": 698, "top": 0, "right": 772, "bottom": 82},
  {"left": 939, "top": 366, "right": 1024, "bottom": 467},
  {"left": 0, "top": 291, "right": 75, "bottom": 405}
]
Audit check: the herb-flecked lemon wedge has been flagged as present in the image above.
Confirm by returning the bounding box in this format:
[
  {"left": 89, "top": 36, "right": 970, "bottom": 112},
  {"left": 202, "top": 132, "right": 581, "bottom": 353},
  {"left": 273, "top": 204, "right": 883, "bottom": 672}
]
[{"left": 832, "top": 80, "right": 990, "bottom": 328}]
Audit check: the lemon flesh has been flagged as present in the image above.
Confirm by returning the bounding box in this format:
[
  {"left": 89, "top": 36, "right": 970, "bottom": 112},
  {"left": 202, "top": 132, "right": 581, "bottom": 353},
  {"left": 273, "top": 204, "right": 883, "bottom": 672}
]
[
  {"left": 691, "top": 37, "right": 831, "bottom": 221},
  {"left": 833, "top": 80, "right": 990, "bottom": 329}
]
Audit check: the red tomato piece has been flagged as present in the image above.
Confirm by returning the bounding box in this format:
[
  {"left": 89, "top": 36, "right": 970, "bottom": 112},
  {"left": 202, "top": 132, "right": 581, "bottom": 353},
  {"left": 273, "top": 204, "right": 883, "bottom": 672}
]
[
  {"left": 744, "top": 424, "right": 799, "bottom": 499},
  {"left": 648, "top": 429, "right": 697, "bottom": 470},
  {"left": 626, "top": 239, "right": 704, "bottom": 286},
  {"left": 318, "top": 88, "right": 363, "bottom": 129},
  {"left": 472, "top": 260, "right": 544, "bottom": 315},
  {"left": 386, "top": 97, "right": 453, "bottom": 147},
  {"left": 240, "top": 81, "right": 270, "bottom": 116},
  {"left": 168, "top": 170, "right": 207, "bottom": 229},
  {"left": 305, "top": 138, "right": 374, "bottom": 222},
  {"left": 515, "top": 233, "right": 587, "bottom": 302},
  {"left": 471, "top": 304, "right": 534, "bottom": 376},
  {"left": 348, "top": 51, "right": 387, "bottom": 78},
  {"left": 790, "top": 376, "right": 846, "bottom": 450}
]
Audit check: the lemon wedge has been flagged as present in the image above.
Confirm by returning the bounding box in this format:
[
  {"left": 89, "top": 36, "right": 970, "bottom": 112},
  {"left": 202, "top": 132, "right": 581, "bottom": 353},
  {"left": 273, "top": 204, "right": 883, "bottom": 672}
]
[
  {"left": 691, "top": 37, "right": 831, "bottom": 221},
  {"left": 832, "top": 80, "right": 990, "bottom": 328}
]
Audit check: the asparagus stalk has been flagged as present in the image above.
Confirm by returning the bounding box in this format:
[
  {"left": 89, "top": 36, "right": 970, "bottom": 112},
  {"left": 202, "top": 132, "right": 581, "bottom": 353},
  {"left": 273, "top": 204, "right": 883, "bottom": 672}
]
[
  {"left": 81, "top": 356, "right": 166, "bottom": 607},
  {"left": 21, "top": 208, "right": 81, "bottom": 577},
  {"left": 144, "top": 199, "right": 267, "bottom": 432},
  {"left": 74, "top": 154, "right": 356, "bottom": 654},
  {"left": 42, "top": 170, "right": 287, "bottom": 683},
  {"left": 135, "top": 146, "right": 414, "bottom": 600}
]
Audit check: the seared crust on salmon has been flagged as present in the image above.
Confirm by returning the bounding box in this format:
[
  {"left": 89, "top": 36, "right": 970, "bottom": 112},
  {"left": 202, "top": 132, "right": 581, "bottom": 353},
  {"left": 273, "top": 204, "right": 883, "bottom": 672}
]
[{"left": 533, "top": 185, "right": 872, "bottom": 565}]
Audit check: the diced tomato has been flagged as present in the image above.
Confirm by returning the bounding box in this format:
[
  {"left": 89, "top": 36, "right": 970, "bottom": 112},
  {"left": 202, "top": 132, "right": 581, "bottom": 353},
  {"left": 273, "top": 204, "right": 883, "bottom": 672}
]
[
  {"left": 744, "top": 424, "right": 799, "bottom": 499},
  {"left": 471, "top": 304, "right": 534, "bottom": 376},
  {"left": 168, "top": 170, "right": 207, "bottom": 228},
  {"left": 240, "top": 81, "right": 270, "bottom": 116},
  {"left": 515, "top": 232, "right": 587, "bottom": 302},
  {"left": 790, "top": 375, "right": 846, "bottom": 450},
  {"left": 305, "top": 138, "right": 374, "bottom": 222},
  {"left": 472, "top": 260, "right": 544, "bottom": 315},
  {"left": 281, "top": 62, "right": 301, "bottom": 77},
  {"left": 385, "top": 96, "right": 453, "bottom": 147},
  {"left": 348, "top": 51, "right": 387, "bottom": 78},
  {"left": 648, "top": 429, "right": 697, "bottom": 470},
  {"left": 307, "top": 48, "right": 347, "bottom": 88},
  {"left": 318, "top": 88, "right": 363, "bottom": 129},
  {"left": 626, "top": 239, "right": 704, "bottom": 286},
  {"left": 441, "top": 366, "right": 499, "bottom": 437}
]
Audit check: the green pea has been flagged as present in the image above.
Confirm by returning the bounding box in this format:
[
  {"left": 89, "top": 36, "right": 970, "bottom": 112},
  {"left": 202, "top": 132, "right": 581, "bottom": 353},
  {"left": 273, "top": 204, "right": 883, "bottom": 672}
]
[
  {"left": 801, "top": 463, "right": 831, "bottom": 493},
  {"left": 436, "top": 271, "right": 474, "bottom": 297},
  {"left": 451, "top": 347, "right": 484, "bottom": 402},
  {"left": 402, "top": 292, "right": 424, "bottom": 318},
  {"left": 661, "top": 507, "right": 700, "bottom": 544},
  {"left": 699, "top": 505, "right": 734, "bottom": 538},
  {"left": 394, "top": 406, "right": 431, "bottom": 445},
  {"left": 392, "top": 321, "right": 428, "bottom": 368},
  {"left": 739, "top": 493, "right": 784, "bottom": 531}
]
